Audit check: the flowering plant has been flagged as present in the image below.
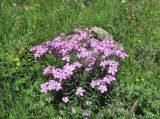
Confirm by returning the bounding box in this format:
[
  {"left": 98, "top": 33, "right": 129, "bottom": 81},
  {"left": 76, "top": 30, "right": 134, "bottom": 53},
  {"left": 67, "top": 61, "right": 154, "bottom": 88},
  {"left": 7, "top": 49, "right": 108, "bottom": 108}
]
[{"left": 30, "top": 28, "right": 128, "bottom": 117}]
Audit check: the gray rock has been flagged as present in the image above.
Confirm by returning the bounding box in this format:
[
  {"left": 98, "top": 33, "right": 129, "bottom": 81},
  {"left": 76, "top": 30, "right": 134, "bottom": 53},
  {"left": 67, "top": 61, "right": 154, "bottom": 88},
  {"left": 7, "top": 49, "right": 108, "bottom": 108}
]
[{"left": 89, "top": 27, "right": 113, "bottom": 39}]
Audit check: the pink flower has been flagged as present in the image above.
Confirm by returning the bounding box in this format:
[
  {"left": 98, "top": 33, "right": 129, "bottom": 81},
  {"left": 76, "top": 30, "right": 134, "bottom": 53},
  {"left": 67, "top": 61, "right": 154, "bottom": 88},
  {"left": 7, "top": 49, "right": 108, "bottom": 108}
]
[
  {"left": 62, "top": 97, "right": 69, "bottom": 103},
  {"left": 30, "top": 45, "right": 48, "bottom": 58},
  {"left": 98, "top": 85, "right": 107, "bottom": 93},
  {"left": 73, "top": 62, "right": 82, "bottom": 68},
  {"left": 75, "top": 87, "right": 85, "bottom": 96},
  {"left": 90, "top": 80, "right": 102, "bottom": 88},
  {"left": 62, "top": 56, "right": 70, "bottom": 62},
  {"left": 40, "top": 82, "right": 48, "bottom": 93},
  {"left": 40, "top": 80, "right": 62, "bottom": 92},
  {"left": 85, "top": 67, "right": 92, "bottom": 72},
  {"left": 103, "top": 75, "right": 116, "bottom": 84},
  {"left": 43, "top": 66, "right": 52, "bottom": 75}
]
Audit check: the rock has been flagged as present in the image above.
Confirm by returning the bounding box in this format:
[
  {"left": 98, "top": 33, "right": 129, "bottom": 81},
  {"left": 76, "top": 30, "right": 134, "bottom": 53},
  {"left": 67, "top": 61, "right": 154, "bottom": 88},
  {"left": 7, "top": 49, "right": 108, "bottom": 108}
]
[
  {"left": 89, "top": 27, "right": 113, "bottom": 39},
  {"left": 74, "top": 0, "right": 91, "bottom": 10}
]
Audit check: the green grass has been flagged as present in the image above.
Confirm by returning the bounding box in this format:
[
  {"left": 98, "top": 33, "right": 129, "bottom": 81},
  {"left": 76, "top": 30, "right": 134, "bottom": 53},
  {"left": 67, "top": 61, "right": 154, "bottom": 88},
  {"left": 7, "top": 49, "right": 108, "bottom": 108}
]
[{"left": 0, "top": 0, "right": 160, "bottom": 118}]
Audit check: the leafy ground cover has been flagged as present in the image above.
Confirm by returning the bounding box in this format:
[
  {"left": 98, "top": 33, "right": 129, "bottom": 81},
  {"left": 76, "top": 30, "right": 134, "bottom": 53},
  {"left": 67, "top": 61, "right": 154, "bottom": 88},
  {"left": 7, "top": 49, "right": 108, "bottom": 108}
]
[{"left": 0, "top": 0, "right": 160, "bottom": 119}]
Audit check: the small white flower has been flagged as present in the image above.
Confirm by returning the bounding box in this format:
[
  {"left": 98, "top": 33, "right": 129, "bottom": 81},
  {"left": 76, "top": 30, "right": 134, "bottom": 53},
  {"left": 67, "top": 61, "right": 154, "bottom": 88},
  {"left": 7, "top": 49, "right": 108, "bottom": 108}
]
[
  {"left": 122, "top": 0, "right": 126, "bottom": 3},
  {"left": 86, "top": 101, "right": 92, "bottom": 106},
  {"left": 71, "top": 107, "right": 76, "bottom": 114}
]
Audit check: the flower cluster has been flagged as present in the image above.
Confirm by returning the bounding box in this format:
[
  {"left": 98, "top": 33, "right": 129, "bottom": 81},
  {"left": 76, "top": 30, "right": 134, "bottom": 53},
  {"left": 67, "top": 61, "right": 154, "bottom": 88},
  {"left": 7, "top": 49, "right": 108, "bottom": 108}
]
[
  {"left": 40, "top": 80, "right": 62, "bottom": 93},
  {"left": 43, "top": 62, "right": 82, "bottom": 81},
  {"left": 30, "top": 28, "right": 128, "bottom": 103}
]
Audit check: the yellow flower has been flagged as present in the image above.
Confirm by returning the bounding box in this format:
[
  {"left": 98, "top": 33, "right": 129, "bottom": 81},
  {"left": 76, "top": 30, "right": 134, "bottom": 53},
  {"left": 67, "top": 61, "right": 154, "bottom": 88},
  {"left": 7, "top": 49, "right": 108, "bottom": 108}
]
[
  {"left": 141, "top": 78, "right": 144, "bottom": 81},
  {"left": 16, "top": 62, "right": 20, "bottom": 66},
  {"left": 20, "top": 47, "right": 24, "bottom": 51},
  {"left": 59, "top": 116, "right": 62, "bottom": 119},
  {"left": 13, "top": 57, "right": 19, "bottom": 62},
  {"left": 136, "top": 79, "right": 139, "bottom": 82},
  {"left": 18, "top": 46, "right": 25, "bottom": 54},
  {"left": 137, "top": 40, "right": 142, "bottom": 43}
]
